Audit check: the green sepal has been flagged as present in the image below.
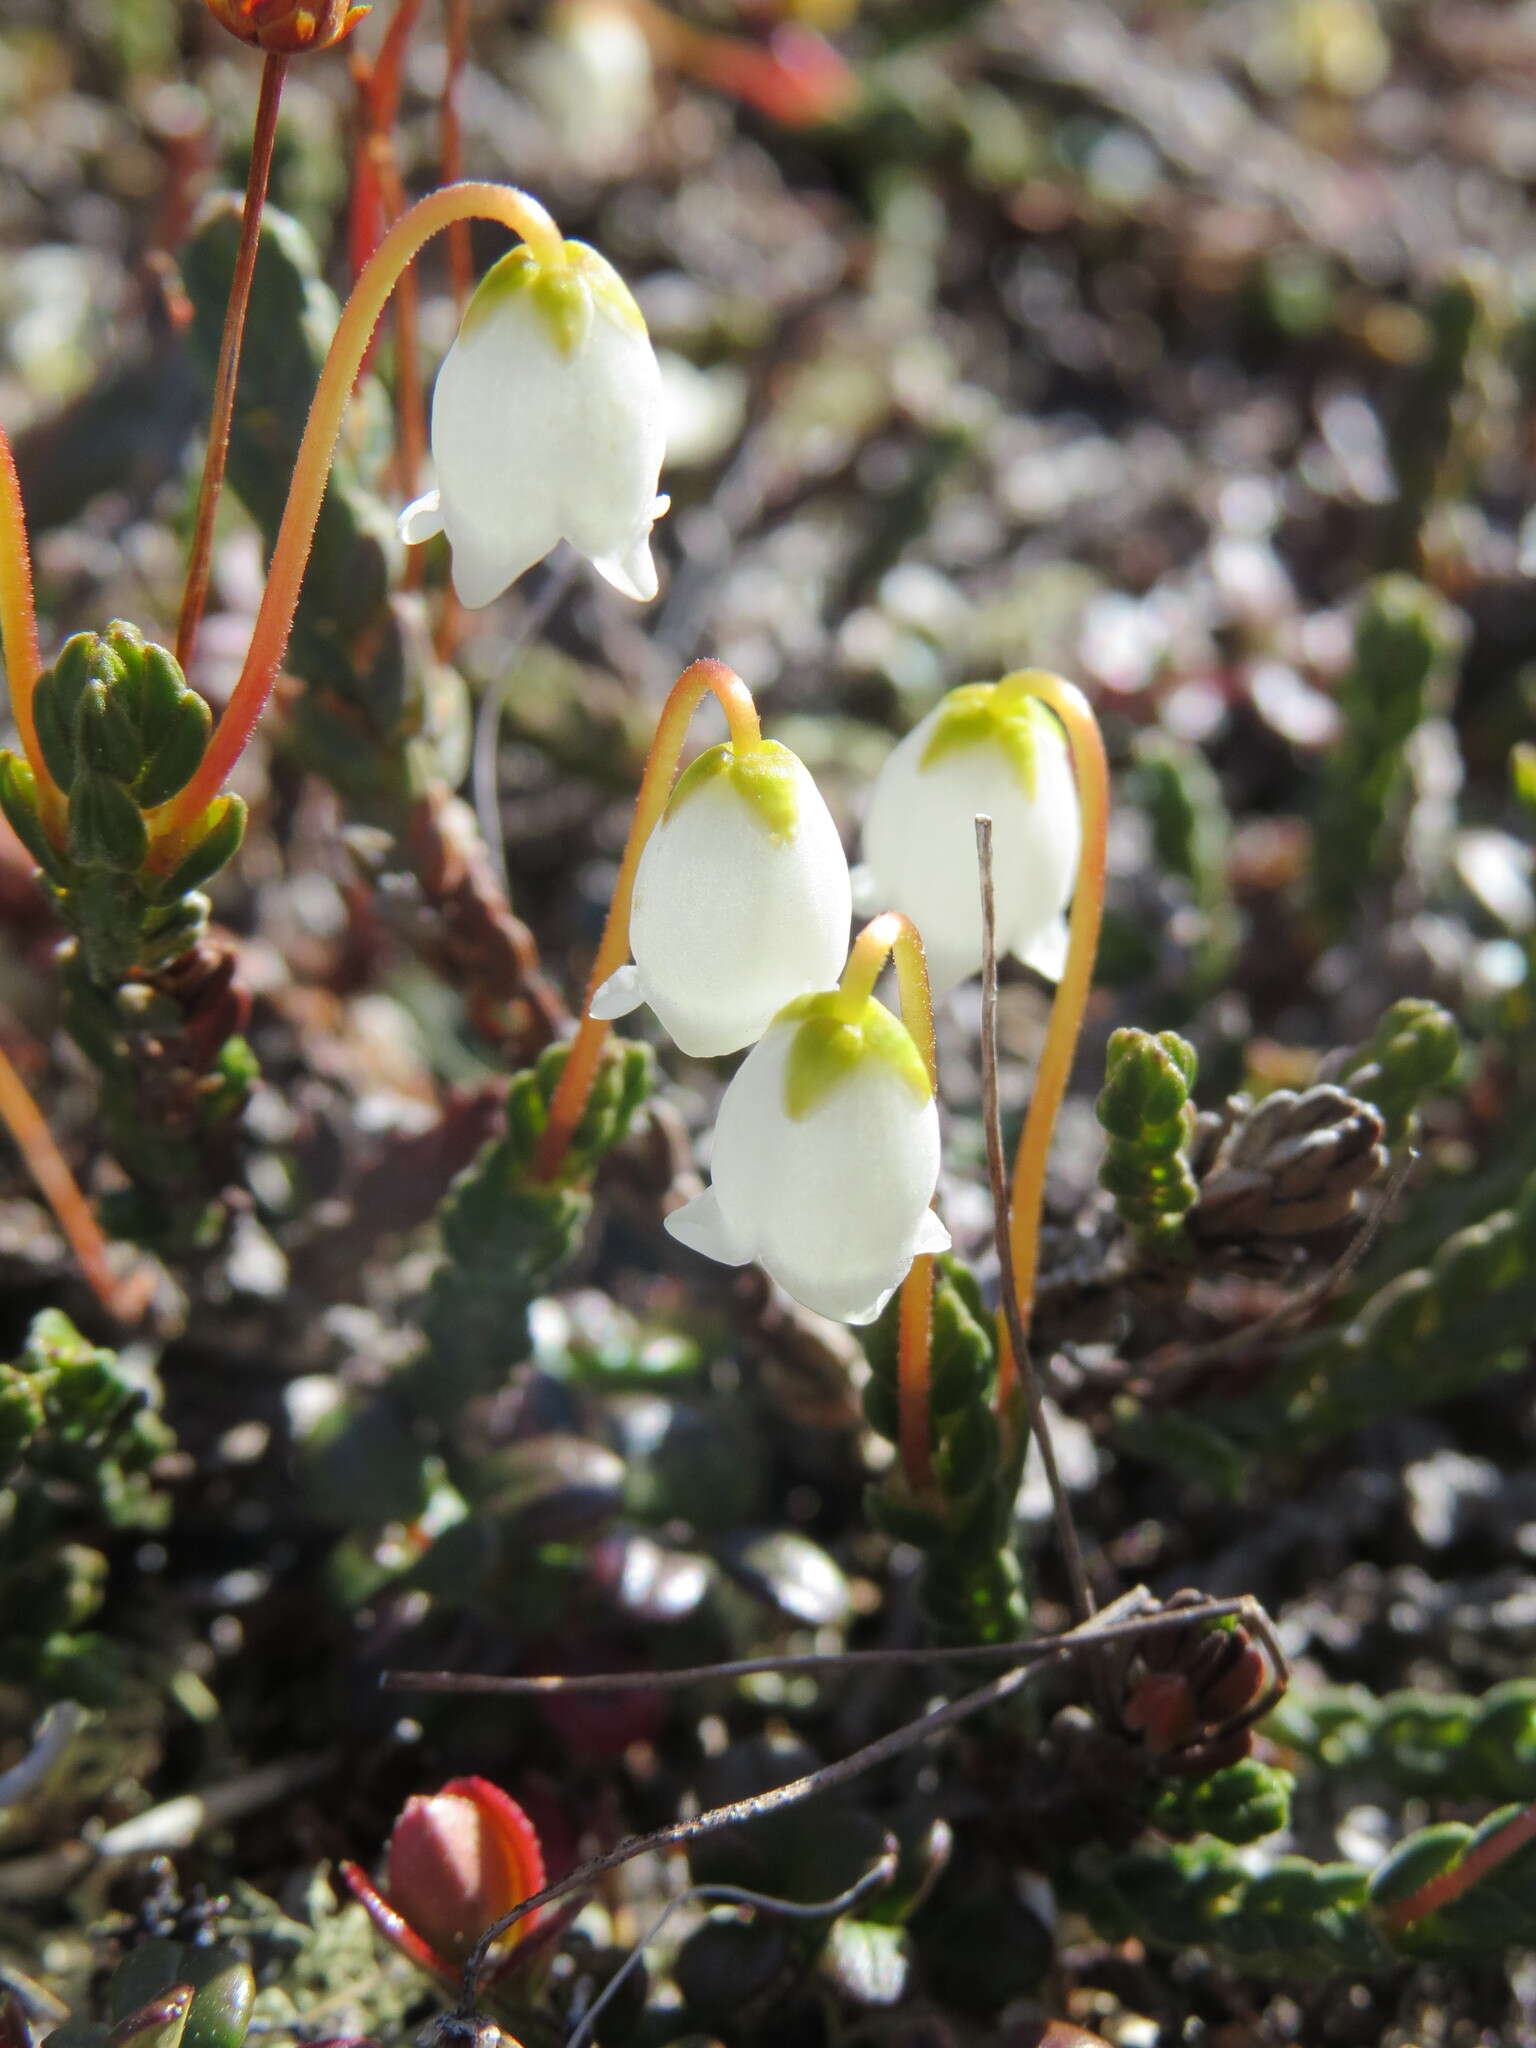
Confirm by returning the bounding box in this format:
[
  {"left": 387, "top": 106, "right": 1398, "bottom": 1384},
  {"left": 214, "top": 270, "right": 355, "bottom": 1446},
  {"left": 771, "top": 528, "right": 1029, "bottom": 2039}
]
[
  {"left": 142, "top": 797, "right": 248, "bottom": 904},
  {"left": 68, "top": 770, "right": 149, "bottom": 872},
  {"left": 136, "top": 693, "right": 212, "bottom": 809},
  {"left": 0, "top": 752, "right": 68, "bottom": 880}
]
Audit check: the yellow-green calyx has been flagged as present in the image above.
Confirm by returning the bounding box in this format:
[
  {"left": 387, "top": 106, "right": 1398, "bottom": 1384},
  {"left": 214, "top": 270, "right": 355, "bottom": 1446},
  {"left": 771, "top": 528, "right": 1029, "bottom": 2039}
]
[
  {"left": 461, "top": 239, "right": 646, "bottom": 358},
  {"left": 780, "top": 992, "right": 931, "bottom": 1119},
  {"left": 668, "top": 740, "right": 800, "bottom": 843},
  {"left": 919, "top": 681, "right": 1059, "bottom": 798}
]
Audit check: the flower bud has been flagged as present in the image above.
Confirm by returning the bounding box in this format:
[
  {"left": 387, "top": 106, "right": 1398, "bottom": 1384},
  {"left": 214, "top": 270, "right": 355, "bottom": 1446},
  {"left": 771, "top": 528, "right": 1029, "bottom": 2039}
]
[
  {"left": 400, "top": 237, "right": 666, "bottom": 608},
  {"left": 591, "top": 740, "right": 852, "bottom": 1056},
  {"left": 665, "top": 992, "right": 949, "bottom": 1322},
  {"left": 859, "top": 682, "right": 1080, "bottom": 994},
  {"left": 344, "top": 1776, "right": 545, "bottom": 1984},
  {"left": 202, "top": 0, "right": 369, "bottom": 51}
]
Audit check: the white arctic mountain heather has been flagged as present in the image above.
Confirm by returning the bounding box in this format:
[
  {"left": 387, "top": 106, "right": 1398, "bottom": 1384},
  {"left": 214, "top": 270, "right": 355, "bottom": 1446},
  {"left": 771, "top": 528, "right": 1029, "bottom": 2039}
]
[
  {"left": 591, "top": 741, "right": 852, "bottom": 1058},
  {"left": 860, "top": 684, "right": 1081, "bottom": 994},
  {"left": 400, "top": 239, "right": 666, "bottom": 607},
  {"left": 665, "top": 1000, "right": 949, "bottom": 1324}
]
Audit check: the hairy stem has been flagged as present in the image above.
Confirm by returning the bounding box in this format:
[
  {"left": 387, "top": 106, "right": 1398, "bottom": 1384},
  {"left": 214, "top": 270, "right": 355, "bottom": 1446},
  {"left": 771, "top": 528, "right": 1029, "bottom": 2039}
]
[
  {"left": 441, "top": 0, "right": 473, "bottom": 307},
  {"left": 996, "top": 671, "right": 1108, "bottom": 1413},
  {"left": 0, "top": 427, "right": 49, "bottom": 798},
  {"left": 0, "top": 1025, "right": 151, "bottom": 1323},
  {"left": 159, "top": 180, "right": 568, "bottom": 840},
  {"left": 176, "top": 50, "right": 288, "bottom": 672},
  {"left": 977, "top": 814, "right": 1094, "bottom": 1627},
  {"left": 532, "top": 657, "right": 762, "bottom": 1181},
  {"left": 839, "top": 911, "right": 939, "bottom": 1497}
]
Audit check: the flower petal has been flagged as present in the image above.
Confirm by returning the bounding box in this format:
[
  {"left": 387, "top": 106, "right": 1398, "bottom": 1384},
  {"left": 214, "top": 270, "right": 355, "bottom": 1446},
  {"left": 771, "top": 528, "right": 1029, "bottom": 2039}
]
[
  {"left": 665, "top": 1188, "right": 753, "bottom": 1266},
  {"left": 1016, "top": 912, "right": 1069, "bottom": 984},
  {"left": 589, "top": 527, "right": 659, "bottom": 602},
  {"left": 398, "top": 490, "right": 444, "bottom": 545},
  {"left": 914, "top": 1209, "right": 952, "bottom": 1254},
  {"left": 589, "top": 964, "right": 644, "bottom": 1020}
]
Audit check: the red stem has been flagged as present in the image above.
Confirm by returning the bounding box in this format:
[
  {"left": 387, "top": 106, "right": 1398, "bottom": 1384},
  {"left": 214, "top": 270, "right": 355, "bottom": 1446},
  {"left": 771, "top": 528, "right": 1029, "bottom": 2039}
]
[
  {"left": 176, "top": 50, "right": 288, "bottom": 673},
  {"left": 1380, "top": 1801, "right": 1536, "bottom": 1933}
]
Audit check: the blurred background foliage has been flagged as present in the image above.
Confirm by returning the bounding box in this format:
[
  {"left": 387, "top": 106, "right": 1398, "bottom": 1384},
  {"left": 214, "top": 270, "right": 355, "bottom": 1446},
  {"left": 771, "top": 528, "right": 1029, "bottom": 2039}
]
[{"left": 2, "top": 0, "right": 1536, "bottom": 2043}]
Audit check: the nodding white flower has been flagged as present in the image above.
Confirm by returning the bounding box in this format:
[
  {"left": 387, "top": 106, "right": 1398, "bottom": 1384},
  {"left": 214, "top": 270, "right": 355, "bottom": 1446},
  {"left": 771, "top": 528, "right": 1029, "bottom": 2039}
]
[
  {"left": 859, "top": 682, "right": 1080, "bottom": 994},
  {"left": 591, "top": 740, "right": 852, "bottom": 1057},
  {"left": 665, "top": 990, "right": 950, "bottom": 1323},
  {"left": 400, "top": 238, "right": 666, "bottom": 608}
]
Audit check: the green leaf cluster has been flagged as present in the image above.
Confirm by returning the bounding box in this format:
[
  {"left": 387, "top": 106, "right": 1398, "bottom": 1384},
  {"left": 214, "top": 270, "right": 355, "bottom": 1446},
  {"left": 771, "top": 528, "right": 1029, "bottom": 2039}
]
[
  {"left": 0, "top": 623, "right": 246, "bottom": 984},
  {"left": 1338, "top": 994, "right": 1462, "bottom": 1142},
  {"left": 1096, "top": 1026, "right": 1199, "bottom": 1257},
  {"left": 1310, "top": 576, "right": 1459, "bottom": 928},
  {"left": 862, "top": 1256, "right": 1026, "bottom": 1642},
  {"left": 1, "top": 1310, "right": 174, "bottom": 1695},
  {"left": 42, "top": 1938, "right": 254, "bottom": 2048},
  {"left": 1272, "top": 1677, "right": 1536, "bottom": 1803},
  {"left": 181, "top": 204, "right": 463, "bottom": 823}
]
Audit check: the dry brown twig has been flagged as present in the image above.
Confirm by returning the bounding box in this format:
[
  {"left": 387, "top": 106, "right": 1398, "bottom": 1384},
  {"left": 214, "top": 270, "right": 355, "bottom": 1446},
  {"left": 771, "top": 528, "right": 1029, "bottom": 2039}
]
[{"left": 377, "top": 1589, "right": 1285, "bottom": 2008}]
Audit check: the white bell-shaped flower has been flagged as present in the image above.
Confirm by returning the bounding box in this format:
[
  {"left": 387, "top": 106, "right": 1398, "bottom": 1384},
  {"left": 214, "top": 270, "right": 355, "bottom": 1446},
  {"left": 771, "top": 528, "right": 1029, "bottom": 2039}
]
[
  {"left": 400, "top": 237, "right": 666, "bottom": 607},
  {"left": 665, "top": 990, "right": 950, "bottom": 1324},
  {"left": 860, "top": 682, "right": 1081, "bottom": 994},
  {"left": 590, "top": 740, "right": 852, "bottom": 1057}
]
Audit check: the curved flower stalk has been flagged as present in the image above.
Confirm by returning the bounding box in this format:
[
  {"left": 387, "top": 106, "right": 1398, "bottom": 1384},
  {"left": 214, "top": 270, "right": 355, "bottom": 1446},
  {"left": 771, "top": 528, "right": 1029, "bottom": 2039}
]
[
  {"left": 162, "top": 182, "right": 649, "bottom": 840},
  {"left": 992, "top": 672, "right": 1108, "bottom": 1416},
  {"left": 399, "top": 236, "right": 667, "bottom": 606},
  {"left": 534, "top": 657, "right": 850, "bottom": 1176},
  {"left": 666, "top": 912, "right": 949, "bottom": 1327},
  {"left": 860, "top": 675, "right": 1081, "bottom": 994},
  {"left": 342, "top": 1775, "right": 545, "bottom": 1986}
]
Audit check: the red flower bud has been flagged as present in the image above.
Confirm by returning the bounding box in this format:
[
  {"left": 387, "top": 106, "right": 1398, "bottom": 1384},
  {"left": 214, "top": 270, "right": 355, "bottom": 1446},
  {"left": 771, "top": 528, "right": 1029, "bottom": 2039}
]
[
  {"left": 343, "top": 1777, "right": 546, "bottom": 1984},
  {"left": 202, "top": 0, "right": 369, "bottom": 53}
]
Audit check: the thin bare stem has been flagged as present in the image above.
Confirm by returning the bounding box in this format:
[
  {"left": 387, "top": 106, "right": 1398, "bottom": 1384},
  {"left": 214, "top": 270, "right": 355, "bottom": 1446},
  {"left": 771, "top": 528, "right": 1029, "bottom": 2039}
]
[
  {"left": 567, "top": 1856, "right": 897, "bottom": 2048},
  {"left": 357, "top": 0, "right": 431, "bottom": 500},
  {"left": 381, "top": 1592, "right": 1254, "bottom": 1696},
  {"left": 996, "top": 671, "right": 1108, "bottom": 1414},
  {"left": 1380, "top": 1798, "right": 1536, "bottom": 1934},
  {"left": 176, "top": 51, "right": 289, "bottom": 672},
  {"left": 452, "top": 1591, "right": 1257, "bottom": 2006},
  {"left": 0, "top": 427, "right": 51, "bottom": 799},
  {"left": 441, "top": 0, "right": 473, "bottom": 307},
  {"left": 0, "top": 1025, "right": 152, "bottom": 1324},
  {"left": 977, "top": 815, "right": 1094, "bottom": 1629},
  {"left": 838, "top": 911, "right": 940, "bottom": 1497},
  {"left": 471, "top": 552, "right": 580, "bottom": 894},
  {"left": 159, "top": 181, "right": 569, "bottom": 842},
  {"left": 532, "top": 657, "right": 762, "bottom": 1182}
]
